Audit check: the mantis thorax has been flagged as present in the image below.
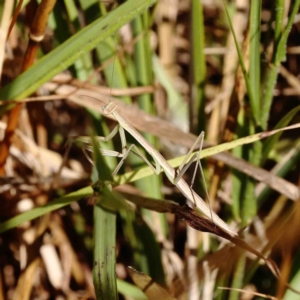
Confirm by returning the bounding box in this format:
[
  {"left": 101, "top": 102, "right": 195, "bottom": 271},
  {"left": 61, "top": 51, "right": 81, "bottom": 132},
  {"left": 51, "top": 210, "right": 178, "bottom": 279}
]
[{"left": 103, "top": 101, "right": 117, "bottom": 115}]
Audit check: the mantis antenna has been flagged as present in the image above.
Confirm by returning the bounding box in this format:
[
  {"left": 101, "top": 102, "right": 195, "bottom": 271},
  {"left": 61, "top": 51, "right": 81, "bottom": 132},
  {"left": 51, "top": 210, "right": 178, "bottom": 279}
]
[{"left": 69, "top": 33, "right": 234, "bottom": 236}]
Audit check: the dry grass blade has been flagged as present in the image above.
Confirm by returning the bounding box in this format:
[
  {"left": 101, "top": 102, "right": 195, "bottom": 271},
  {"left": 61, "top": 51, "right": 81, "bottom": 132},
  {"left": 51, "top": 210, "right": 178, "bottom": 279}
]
[
  {"left": 174, "top": 205, "right": 300, "bottom": 296},
  {"left": 0, "top": 0, "right": 56, "bottom": 174},
  {"left": 0, "top": 0, "right": 14, "bottom": 79},
  {"left": 113, "top": 190, "right": 300, "bottom": 296}
]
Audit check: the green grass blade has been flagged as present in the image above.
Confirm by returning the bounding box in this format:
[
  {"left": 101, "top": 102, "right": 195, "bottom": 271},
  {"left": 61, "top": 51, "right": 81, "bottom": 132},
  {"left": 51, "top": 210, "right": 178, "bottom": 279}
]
[
  {"left": 283, "top": 249, "right": 300, "bottom": 300},
  {"left": 0, "top": 187, "right": 93, "bottom": 234},
  {"left": 133, "top": 217, "right": 166, "bottom": 287},
  {"left": 249, "top": 0, "right": 261, "bottom": 120},
  {"left": 0, "top": 0, "right": 156, "bottom": 101},
  {"left": 91, "top": 134, "right": 118, "bottom": 299},
  {"left": 260, "top": 66, "right": 279, "bottom": 129},
  {"left": 91, "top": 134, "right": 114, "bottom": 182},
  {"left": 117, "top": 279, "right": 147, "bottom": 300},
  {"left": 96, "top": 36, "right": 131, "bottom": 104},
  {"left": 231, "top": 111, "right": 246, "bottom": 221},
  {"left": 93, "top": 205, "right": 118, "bottom": 300},
  {"left": 152, "top": 55, "right": 188, "bottom": 131},
  {"left": 50, "top": 3, "right": 73, "bottom": 44},
  {"left": 191, "top": 0, "right": 206, "bottom": 132},
  {"left": 90, "top": 133, "right": 131, "bottom": 211},
  {"left": 232, "top": 110, "right": 257, "bottom": 224},
  {"left": 257, "top": 140, "right": 300, "bottom": 208},
  {"left": 273, "top": 0, "right": 300, "bottom": 64},
  {"left": 260, "top": 1, "right": 300, "bottom": 129},
  {"left": 228, "top": 254, "right": 246, "bottom": 300},
  {"left": 63, "top": 0, "right": 94, "bottom": 80},
  {"left": 273, "top": 0, "right": 284, "bottom": 47},
  {"left": 93, "top": 0, "right": 132, "bottom": 106},
  {"left": 262, "top": 105, "right": 300, "bottom": 161},
  {"left": 221, "top": 0, "right": 258, "bottom": 125},
  {"left": 273, "top": 0, "right": 284, "bottom": 51}
]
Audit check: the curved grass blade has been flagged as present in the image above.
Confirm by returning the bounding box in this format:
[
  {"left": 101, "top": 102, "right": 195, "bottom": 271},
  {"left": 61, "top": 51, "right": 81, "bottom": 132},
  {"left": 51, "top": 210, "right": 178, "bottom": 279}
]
[
  {"left": 0, "top": 186, "right": 93, "bottom": 234},
  {"left": 257, "top": 140, "right": 300, "bottom": 208},
  {"left": 262, "top": 105, "right": 300, "bottom": 162},
  {"left": 115, "top": 123, "right": 300, "bottom": 185}
]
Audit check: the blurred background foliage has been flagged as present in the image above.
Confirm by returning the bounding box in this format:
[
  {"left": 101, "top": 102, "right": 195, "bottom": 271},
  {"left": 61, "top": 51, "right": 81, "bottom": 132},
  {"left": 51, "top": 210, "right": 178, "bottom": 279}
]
[{"left": 0, "top": 0, "right": 299, "bottom": 299}]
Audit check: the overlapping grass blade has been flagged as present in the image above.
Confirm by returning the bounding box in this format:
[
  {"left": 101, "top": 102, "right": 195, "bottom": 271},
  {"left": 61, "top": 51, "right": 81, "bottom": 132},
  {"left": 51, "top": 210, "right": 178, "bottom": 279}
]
[{"left": 0, "top": 0, "right": 156, "bottom": 102}]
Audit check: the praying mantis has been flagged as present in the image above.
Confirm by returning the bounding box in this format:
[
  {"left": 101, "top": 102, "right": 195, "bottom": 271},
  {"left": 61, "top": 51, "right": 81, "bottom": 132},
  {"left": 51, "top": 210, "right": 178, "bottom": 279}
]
[{"left": 76, "top": 98, "right": 236, "bottom": 237}]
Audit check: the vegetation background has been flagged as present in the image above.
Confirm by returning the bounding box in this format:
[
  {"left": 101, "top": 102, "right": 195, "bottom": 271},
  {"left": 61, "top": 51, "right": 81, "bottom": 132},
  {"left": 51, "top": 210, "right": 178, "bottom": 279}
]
[{"left": 0, "top": 0, "right": 299, "bottom": 299}]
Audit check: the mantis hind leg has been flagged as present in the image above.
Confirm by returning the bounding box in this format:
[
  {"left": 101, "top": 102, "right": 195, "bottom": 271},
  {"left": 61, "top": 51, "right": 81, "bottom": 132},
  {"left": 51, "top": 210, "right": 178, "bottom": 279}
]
[
  {"left": 174, "top": 132, "right": 205, "bottom": 184},
  {"left": 174, "top": 132, "right": 213, "bottom": 221}
]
